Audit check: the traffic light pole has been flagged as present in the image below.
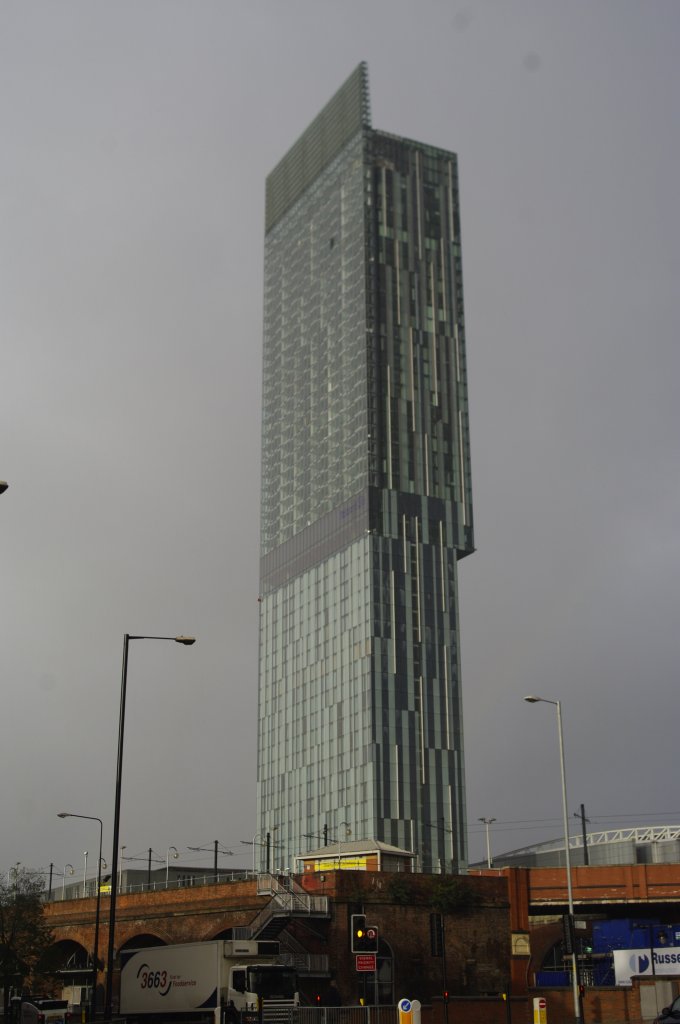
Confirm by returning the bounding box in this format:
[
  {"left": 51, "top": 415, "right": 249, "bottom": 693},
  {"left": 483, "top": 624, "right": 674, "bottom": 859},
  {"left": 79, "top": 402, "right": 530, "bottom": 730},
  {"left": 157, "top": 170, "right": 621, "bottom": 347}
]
[{"left": 442, "top": 917, "right": 449, "bottom": 1024}]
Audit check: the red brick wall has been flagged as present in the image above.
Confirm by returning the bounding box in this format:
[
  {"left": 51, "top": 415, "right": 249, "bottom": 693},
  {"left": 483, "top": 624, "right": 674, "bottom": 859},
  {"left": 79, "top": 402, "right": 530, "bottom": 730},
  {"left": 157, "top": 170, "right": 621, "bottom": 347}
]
[
  {"left": 527, "top": 986, "right": 642, "bottom": 1024},
  {"left": 45, "top": 878, "right": 270, "bottom": 956},
  {"left": 45, "top": 873, "right": 512, "bottom": 1011}
]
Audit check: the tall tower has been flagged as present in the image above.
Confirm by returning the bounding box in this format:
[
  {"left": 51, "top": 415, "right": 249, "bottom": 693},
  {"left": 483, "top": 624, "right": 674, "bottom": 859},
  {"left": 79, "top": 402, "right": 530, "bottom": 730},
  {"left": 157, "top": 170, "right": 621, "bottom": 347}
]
[{"left": 257, "top": 64, "right": 474, "bottom": 874}]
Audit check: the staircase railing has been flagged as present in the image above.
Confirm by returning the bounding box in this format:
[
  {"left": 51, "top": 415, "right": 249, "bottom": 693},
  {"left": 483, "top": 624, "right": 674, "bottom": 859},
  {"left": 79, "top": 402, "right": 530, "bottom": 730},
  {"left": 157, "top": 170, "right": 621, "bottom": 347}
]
[
  {"left": 248, "top": 875, "right": 329, "bottom": 939},
  {"left": 279, "top": 931, "right": 330, "bottom": 976}
]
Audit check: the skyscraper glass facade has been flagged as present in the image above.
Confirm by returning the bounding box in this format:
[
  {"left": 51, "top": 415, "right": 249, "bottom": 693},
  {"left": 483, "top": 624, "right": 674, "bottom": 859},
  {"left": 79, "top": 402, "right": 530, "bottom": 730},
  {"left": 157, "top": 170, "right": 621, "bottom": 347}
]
[{"left": 257, "top": 64, "right": 474, "bottom": 874}]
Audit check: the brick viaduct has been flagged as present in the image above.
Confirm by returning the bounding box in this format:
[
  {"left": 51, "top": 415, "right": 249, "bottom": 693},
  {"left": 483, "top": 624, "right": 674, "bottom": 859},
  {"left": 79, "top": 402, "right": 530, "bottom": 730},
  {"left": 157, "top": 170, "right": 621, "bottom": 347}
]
[
  {"left": 45, "top": 877, "right": 269, "bottom": 956},
  {"left": 45, "top": 862, "right": 680, "bottom": 955},
  {"left": 42, "top": 864, "right": 680, "bottom": 1023}
]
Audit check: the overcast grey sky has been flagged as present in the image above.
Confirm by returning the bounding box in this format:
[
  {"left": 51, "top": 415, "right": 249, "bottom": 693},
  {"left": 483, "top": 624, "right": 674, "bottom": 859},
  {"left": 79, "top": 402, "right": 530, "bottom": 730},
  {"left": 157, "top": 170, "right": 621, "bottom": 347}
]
[{"left": 1, "top": 0, "right": 679, "bottom": 879}]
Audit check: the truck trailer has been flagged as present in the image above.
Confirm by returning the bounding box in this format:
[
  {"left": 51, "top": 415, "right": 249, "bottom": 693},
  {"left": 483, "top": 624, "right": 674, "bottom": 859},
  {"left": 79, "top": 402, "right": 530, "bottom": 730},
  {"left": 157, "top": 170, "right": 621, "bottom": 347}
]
[{"left": 119, "top": 940, "right": 298, "bottom": 1024}]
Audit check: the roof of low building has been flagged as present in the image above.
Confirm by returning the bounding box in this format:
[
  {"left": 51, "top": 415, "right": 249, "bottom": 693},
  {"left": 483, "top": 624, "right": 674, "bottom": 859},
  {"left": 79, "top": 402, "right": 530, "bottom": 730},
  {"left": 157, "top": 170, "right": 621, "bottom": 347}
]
[{"left": 297, "top": 839, "right": 416, "bottom": 860}]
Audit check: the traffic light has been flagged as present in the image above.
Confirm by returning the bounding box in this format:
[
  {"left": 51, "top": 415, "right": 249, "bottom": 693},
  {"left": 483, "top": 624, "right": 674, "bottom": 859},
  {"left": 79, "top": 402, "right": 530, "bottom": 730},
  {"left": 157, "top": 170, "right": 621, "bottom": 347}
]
[
  {"left": 430, "top": 912, "right": 443, "bottom": 956},
  {"left": 362, "top": 924, "right": 379, "bottom": 953},
  {"left": 351, "top": 914, "right": 366, "bottom": 952},
  {"left": 562, "top": 912, "right": 574, "bottom": 955},
  {"left": 351, "top": 914, "right": 379, "bottom": 953}
]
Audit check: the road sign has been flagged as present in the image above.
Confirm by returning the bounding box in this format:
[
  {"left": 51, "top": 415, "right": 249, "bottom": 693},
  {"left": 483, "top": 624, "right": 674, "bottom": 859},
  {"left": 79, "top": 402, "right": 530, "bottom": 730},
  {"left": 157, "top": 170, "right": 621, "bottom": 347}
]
[
  {"left": 398, "top": 998, "right": 412, "bottom": 1024},
  {"left": 533, "top": 996, "right": 547, "bottom": 1024},
  {"left": 398, "top": 997, "right": 421, "bottom": 1024},
  {"left": 356, "top": 954, "right": 377, "bottom": 972}
]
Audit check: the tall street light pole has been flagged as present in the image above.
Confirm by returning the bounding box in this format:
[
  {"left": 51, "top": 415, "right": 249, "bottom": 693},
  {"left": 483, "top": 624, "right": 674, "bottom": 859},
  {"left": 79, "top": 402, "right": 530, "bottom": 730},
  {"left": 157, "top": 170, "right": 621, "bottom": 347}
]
[
  {"left": 240, "top": 833, "right": 262, "bottom": 874},
  {"left": 525, "top": 696, "right": 581, "bottom": 1024},
  {"left": 478, "top": 817, "right": 496, "bottom": 869},
  {"left": 104, "top": 634, "right": 196, "bottom": 1019},
  {"left": 58, "top": 813, "right": 103, "bottom": 1018}
]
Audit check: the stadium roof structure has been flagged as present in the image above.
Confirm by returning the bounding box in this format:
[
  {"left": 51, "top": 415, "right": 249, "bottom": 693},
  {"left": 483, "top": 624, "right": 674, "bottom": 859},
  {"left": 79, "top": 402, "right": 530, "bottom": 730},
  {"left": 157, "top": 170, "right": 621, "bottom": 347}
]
[{"left": 472, "top": 825, "right": 680, "bottom": 870}]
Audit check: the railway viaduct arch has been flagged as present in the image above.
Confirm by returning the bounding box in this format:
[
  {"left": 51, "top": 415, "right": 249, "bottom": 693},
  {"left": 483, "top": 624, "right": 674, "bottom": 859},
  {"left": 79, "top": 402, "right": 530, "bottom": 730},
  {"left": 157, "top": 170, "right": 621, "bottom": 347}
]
[{"left": 43, "top": 878, "right": 269, "bottom": 997}]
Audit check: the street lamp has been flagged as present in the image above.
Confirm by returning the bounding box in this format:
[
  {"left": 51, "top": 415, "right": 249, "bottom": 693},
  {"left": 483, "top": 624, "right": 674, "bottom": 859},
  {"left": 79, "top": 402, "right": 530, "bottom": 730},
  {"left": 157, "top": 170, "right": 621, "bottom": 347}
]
[
  {"left": 58, "top": 812, "right": 103, "bottom": 1018},
  {"left": 0, "top": 482, "right": 8, "bottom": 494},
  {"left": 104, "top": 633, "right": 196, "bottom": 1019},
  {"left": 524, "top": 696, "right": 581, "bottom": 1024},
  {"left": 166, "top": 846, "right": 178, "bottom": 886},
  {"left": 478, "top": 817, "right": 496, "bottom": 869},
  {"left": 265, "top": 827, "right": 279, "bottom": 874},
  {"left": 62, "top": 864, "right": 74, "bottom": 901},
  {"left": 241, "top": 833, "right": 262, "bottom": 874},
  {"left": 118, "top": 846, "right": 126, "bottom": 891}
]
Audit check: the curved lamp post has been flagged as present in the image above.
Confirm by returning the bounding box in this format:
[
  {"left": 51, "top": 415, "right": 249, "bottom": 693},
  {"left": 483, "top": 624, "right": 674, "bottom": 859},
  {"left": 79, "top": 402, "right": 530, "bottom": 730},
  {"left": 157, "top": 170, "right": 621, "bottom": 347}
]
[
  {"left": 104, "top": 634, "right": 196, "bottom": 1018},
  {"left": 166, "top": 846, "right": 179, "bottom": 886},
  {"left": 62, "top": 864, "right": 74, "bottom": 901},
  {"left": 525, "top": 696, "right": 581, "bottom": 1024},
  {"left": 241, "top": 832, "right": 262, "bottom": 875},
  {"left": 478, "top": 817, "right": 496, "bottom": 869},
  {"left": 58, "top": 813, "right": 103, "bottom": 1018}
]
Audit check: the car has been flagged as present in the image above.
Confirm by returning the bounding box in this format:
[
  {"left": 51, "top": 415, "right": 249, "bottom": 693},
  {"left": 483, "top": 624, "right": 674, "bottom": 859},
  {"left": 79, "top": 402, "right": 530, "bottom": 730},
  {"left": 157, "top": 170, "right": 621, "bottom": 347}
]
[
  {"left": 19, "top": 1000, "right": 70, "bottom": 1024},
  {"left": 656, "top": 995, "right": 680, "bottom": 1023}
]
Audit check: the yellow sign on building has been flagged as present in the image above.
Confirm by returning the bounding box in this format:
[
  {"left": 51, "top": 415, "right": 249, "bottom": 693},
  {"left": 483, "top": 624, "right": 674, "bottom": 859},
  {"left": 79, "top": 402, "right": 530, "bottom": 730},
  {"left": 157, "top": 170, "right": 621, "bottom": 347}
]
[{"left": 314, "top": 857, "right": 368, "bottom": 872}]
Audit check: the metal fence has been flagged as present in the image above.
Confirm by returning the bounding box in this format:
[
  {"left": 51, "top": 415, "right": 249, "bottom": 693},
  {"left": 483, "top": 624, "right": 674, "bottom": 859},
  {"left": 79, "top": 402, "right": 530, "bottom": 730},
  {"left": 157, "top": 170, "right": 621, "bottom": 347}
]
[
  {"left": 295, "top": 1008, "right": 397, "bottom": 1024},
  {"left": 47, "top": 872, "right": 258, "bottom": 902}
]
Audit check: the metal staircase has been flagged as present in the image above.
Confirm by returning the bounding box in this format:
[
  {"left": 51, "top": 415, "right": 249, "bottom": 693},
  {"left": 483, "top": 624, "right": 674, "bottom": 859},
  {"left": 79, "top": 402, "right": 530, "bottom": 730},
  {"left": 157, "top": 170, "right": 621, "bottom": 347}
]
[
  {"left": 278, "top": 931, "right": 330, "bottom": 978},
  {"left": 243, "top": 874, "right": 330, "bottom": 975}
]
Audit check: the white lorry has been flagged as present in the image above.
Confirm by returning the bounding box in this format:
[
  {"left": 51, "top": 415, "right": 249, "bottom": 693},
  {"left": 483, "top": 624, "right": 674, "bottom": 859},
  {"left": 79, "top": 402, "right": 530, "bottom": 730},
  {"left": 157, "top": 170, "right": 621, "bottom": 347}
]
[{"left": 119, "top": 940, "right": 298, "bottom": 1024}]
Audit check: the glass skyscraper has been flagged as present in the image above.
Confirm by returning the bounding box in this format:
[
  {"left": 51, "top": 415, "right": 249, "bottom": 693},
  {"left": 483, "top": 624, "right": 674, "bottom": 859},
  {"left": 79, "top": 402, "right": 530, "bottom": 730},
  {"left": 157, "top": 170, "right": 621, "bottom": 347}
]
[{"left": 257, "top": 64, "right": 474, "bottom": 874}]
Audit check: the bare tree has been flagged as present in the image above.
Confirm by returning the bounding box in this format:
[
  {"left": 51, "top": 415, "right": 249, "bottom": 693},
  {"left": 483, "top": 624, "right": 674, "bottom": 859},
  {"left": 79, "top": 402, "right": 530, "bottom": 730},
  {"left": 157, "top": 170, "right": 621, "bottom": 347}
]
[{"left": 0, "top": 868, "right": 54, "bottom": 1013}]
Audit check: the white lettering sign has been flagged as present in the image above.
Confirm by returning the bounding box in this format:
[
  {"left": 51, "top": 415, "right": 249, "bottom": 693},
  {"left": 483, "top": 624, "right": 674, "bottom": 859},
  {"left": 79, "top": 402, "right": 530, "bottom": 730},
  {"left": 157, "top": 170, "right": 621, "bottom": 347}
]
[{"left": 614, "top": 948, "right": 680, "bottom": 986}]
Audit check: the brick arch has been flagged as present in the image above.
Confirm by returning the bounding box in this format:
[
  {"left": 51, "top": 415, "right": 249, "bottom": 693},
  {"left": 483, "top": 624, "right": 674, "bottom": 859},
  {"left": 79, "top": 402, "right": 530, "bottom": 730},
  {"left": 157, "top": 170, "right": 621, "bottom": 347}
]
[
  {"left": 45, "top": 883, "right": 272, "bottom": 954},
  {"left": 210, "top": 927, "right": 238, "bottom": 941},
  {"left": 192, "top": 910, "right": 261, "bottom": 944},
  {"left": 40, "top": 937, "right": 90, "bottom": 974},
  {"left": 200, "top": 922, "right": 245, "bottom": 942},
  {"left": 47, "top": 932, "right": 94, "bottom": 957},
  {"left": 116, "top": 926, "right": 173, "bottom": 950},
  {"left": 530, "top": 921, "right": 564, "bottom": 977}
]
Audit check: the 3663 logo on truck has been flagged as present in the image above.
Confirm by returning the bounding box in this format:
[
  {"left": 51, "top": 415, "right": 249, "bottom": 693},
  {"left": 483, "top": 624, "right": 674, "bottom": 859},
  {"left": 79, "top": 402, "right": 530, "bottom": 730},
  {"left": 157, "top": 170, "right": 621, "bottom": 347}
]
[{"left": 137, "top": 963, "right": 172, "bottom": 997}]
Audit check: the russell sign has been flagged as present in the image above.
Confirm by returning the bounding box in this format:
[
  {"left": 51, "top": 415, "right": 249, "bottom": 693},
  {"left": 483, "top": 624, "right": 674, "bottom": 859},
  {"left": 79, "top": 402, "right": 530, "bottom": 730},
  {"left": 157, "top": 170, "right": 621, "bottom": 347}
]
[{"left": 614, "top": 948, "right": 680, "bottom": 986}]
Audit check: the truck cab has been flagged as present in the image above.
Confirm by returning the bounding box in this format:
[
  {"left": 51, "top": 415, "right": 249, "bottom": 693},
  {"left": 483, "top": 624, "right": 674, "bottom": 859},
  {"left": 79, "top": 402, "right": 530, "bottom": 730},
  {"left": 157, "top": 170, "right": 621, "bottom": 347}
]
[{"left": 228, "top": 962, "right": 298, "bottom": 1017}]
